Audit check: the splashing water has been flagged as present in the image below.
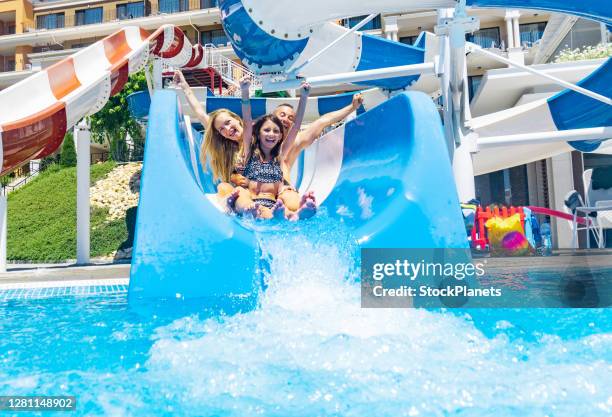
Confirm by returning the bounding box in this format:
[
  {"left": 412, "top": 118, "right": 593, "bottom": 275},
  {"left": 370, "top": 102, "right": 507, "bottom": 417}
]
[{"left": 0, "top": 217, "right": 610, "bottom": 416}]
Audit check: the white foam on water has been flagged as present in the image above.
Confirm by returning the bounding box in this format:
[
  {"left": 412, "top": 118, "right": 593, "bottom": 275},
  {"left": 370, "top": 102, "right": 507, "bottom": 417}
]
[{"left": 143, "top": 224, "right": 612, "bottom": 416}]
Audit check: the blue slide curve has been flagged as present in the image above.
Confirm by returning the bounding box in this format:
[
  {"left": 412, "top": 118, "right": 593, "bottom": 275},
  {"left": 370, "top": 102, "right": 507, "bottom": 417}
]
[{"left": 129, "top": 90, "right": 467, "bottom": 302}]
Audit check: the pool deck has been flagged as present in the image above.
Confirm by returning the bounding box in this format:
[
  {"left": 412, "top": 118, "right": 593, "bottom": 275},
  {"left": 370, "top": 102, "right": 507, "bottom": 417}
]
[
  {"left": 0, "top": 250, "right": 610, "bottom": 287},
  {"left": 0, "top": 260, "right": 131, "bottom": 286},
  {"left": 476, "top": 249, "right": 612, "bottom": 271}
]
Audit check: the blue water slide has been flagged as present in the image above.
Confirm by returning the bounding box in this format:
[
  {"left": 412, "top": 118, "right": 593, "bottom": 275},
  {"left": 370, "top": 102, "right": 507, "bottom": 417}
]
[
  {"left": 548, "top": 57, "right": 612, "bottom": 151},
  {"left": 129, "top": 90, "right": 466, "bottom": 302},
  {"left": 218, "top": 0, "right": 610, "bottom": 91},
  {"left": 302, "top": 92, "right": 468, "bottom": 248},
  {"left": 467, "top": 0, "right": 611, "bottom": 26},
  {"left": 128, "top": 90, "right": 260, "bottom": 303},
  {"left": 218, "top": 0, "right": 428, "bottom": 90}
]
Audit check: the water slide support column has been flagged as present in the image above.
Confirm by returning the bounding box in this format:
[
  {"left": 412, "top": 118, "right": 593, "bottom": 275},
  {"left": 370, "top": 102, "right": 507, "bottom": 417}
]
[
  {"left": 75, "top": 121, "right": 90, "bottom": 265},
  {"left": 0, "top": 194, "right": 6, "bottom": 272},
  {"left": 437, "top": 8, "right": 455, "bottom": 158},
  {"left": 436, "top": 2, "right": 479, "bottom": 202}
]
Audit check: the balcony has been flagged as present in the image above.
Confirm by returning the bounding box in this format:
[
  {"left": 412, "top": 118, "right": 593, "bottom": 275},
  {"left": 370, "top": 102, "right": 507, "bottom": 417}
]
[{"left": 26, "top": 0, "right": 218, "bottom": 32}]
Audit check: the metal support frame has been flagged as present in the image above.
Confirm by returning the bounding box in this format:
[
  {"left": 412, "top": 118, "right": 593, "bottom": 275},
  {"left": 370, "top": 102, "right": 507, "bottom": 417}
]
[
  {"left": 290, "top": 13, "right": 378, "bottom": 75},
  {"left": 467, "top": 42, "right": 612, "bottom": 106},
  {"left": 478, "top": 126, "right": 612, "bottom": 148},
  {"left": 435, "top": 1, "right": 480, "bottom": 202},
  {"left": 262, "top": 62, "right": 435, "bottom": 92}
]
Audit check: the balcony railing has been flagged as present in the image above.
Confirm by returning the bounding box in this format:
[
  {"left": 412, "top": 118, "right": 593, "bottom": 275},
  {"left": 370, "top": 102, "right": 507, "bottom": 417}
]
[
  {"left": 26, "top": 0, "right": 218, "bottom": 32},
  {"left": 150, "top": 0, "right": 217, "bottom": 14}
]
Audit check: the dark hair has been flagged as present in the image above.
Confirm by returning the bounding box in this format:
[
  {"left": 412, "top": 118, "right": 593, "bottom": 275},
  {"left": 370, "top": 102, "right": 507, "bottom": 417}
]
[
  {"left": 252, "top": 115, "right": 285, "bottom": 160},
  {"left": 276, "top": 103, "right": 294, "bottom": 110}
]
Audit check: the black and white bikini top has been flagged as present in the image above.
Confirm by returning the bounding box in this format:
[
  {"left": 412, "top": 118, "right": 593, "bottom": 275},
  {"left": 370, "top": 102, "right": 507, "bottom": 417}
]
[{"left": 242, "top": 152, "right": 283, "bottom": 184}]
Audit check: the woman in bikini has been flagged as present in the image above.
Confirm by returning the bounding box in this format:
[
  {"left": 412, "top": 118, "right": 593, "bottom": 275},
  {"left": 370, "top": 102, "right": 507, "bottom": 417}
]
[
  {"left": 174, "top": 70, "right": 314, "bottom": 219},
  {"left": 229, "top": 114, "right": 316, "bottom": 220}
]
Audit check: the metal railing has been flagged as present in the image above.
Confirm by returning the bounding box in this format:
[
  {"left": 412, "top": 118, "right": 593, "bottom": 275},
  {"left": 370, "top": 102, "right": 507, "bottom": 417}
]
[
  {"left": 109, "top": 141, "right": 144, "bottom": 163},
  {"left": 201, "top": 43, "right": 261, "bottom": 95},
  {"left": 1, "top": 167, "right": 41, "bottom": 195}
]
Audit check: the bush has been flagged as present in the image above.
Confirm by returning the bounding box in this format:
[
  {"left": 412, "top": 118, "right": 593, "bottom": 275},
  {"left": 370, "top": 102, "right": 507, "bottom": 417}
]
[
  {"left": 555, "top": 43, "right": 612, "bottom": 62},
  {"left": 60, "top": 131, "right": 77, "bottom": 167}
]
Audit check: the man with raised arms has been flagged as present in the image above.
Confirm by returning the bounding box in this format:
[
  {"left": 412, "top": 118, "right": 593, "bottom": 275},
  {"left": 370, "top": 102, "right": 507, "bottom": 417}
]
[{"left": 274, "top": 93, "right": 364, "bottom": 174}]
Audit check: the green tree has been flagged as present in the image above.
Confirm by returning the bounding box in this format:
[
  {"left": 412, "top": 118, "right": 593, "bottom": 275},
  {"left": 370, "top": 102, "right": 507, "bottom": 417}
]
[
  {"left": 60, "top": 131, "right": 77, "bottom": 167},
  {"left": 89, "top": 71, "right": 147, "bottom": 162},
  {"left": 0, "top": 174, "right": 12, "bottom": 189}
]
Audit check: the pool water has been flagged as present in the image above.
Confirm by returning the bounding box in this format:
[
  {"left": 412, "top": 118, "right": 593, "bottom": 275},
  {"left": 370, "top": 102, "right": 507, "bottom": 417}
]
[{"left": 1, "top": 224, "right": 611, "bottom": 416}]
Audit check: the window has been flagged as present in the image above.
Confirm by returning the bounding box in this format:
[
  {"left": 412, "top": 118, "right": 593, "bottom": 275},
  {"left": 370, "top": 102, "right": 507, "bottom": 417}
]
[
  {"left": 468, "top": 75, "right": 483, "bottom": 102},
  {"left": 117, "top": 2, "right": 145, "bottom": 20},
  {"left": 341, "top": 15, "right": 382, "bottom": 31},
  {"left": 466, "top": 27, "right": 501, "bottom": 49},
  {"left": 200, "top": 0, "right": 218, "bottom": 8},
  {"left": 7, "top": 23, "right": 16, "bottom": 34},
  {"left": 36, "top": 13, "right": 65, "bottom": 29},
  {"left": 75, "top": 7, "right": 103, "bottom": 26},
  {"left": 6, "top": 60, "right": 15, "bottom": 72},
  {"left": 399, "top": 35, "right": 418, "bottom": 45},
  {"left": 519, "top": 22, "right": 547, "bottom": 47},
  {"left": 71, "top": 41, "right": 95, "bottom": 49},
  {"left": 33, "top": 44, "right": 64, "bottom": 53},
  {"left": 159, "top": 0, "right": 189, "bottom": 13},
  {"left": 201, "top": 29, "right": 228, "bottom": 46}
]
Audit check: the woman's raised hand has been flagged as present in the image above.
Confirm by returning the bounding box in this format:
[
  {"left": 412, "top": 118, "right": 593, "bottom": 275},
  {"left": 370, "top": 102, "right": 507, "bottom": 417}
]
[
  {"left": 300, "top": 81, "right": 311, "bottom": 95},
  {"left": 173, "top": 70, "right": 189, "bottom": 89},
  {"left": 239, "top": 75, "right": 252, "bottom": 91},
  {"left": 351, "top": 93, "right": 364, "bottom": 110}
]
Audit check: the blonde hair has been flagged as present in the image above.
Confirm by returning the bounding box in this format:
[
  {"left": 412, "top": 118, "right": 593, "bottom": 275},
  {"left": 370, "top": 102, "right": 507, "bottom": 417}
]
[{"left": 200, "top": 109, "right": 243, "bottom": 182}]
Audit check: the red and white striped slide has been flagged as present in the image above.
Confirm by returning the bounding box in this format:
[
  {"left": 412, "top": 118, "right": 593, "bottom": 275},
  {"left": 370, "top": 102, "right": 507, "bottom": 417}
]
[{"left": 0, "top": 24, "right": 205, "bottom": 176}]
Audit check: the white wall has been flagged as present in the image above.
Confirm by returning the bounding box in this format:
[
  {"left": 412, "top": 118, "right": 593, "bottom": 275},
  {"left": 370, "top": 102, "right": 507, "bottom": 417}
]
[{"left": 547, "top": 153, "right": 575, "bottom": 248}]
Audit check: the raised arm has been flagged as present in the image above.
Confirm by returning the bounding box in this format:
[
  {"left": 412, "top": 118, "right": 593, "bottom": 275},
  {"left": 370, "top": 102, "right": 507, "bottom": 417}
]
[
  {"left": 239, "top": 76, "right": 254, "bottom": 158},
  {"left": 304, "top": 93, "right": 363, "bottom": 147},
  {"left": 284, "top": 93, "right": 363, "bottom": 169},
  {"left": 174, "top": 70, "right": 209, "bottom": 126},
  {"left": 280, "top": 82, "right": 310, "bottom": 158}
]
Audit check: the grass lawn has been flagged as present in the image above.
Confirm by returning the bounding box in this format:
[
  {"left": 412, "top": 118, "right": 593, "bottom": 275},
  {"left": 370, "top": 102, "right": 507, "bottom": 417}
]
[{"left": 7, "top": 162, "right": 132, "bottom": 262}]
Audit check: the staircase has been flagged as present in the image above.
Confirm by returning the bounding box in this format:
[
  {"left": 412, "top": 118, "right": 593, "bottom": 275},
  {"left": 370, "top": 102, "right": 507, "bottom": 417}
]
[
  {"left": 162, "top": 44, "right": 261, "bottom": 96},
  {"left": 180, "top": 67, "right": 228, "bottom": 94},
  {"left": 201, "top": 43, "right": 261, "bottom": 95}
]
